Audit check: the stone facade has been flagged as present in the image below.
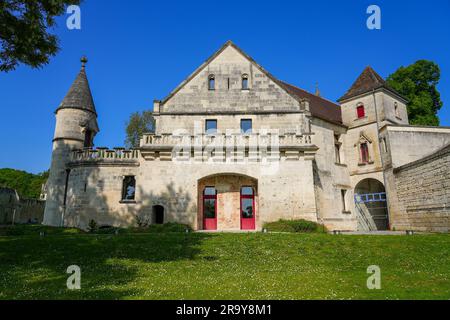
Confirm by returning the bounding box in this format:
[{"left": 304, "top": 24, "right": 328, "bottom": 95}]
[
  {"left": 0, "top": 188, "right": 45, "bottom": 225},
  {"left": 43, "top": 41, "right": 450, "bottom": 232},
  {"left": 390, "top": 144, "right": 450, "bottom": 232}
]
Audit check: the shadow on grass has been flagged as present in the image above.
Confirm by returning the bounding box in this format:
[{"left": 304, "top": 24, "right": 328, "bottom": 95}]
[{"left": 0, "top": 232, "right": 212, "bottom": 300}]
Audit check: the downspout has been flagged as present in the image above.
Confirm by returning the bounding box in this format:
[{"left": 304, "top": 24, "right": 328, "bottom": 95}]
[
  {"left": 372, "top": 89, "right": 392, "bottom": 229},
  {"left": 62, "top": 169, "right": 71, "bottom": 227}
]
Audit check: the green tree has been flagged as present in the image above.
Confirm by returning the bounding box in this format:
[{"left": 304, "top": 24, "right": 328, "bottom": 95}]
[
  {"left": 0, "top": 168, "right": 49, "bottom": 199},
  {"left": 386, "top": 60, "right": 443, "bottom": 126},
  {"left": 125, "top": 111, "right": 155, "bottom": 148},
  {"left": 0, "top": 0, "right": 81, "bottom": 72}
]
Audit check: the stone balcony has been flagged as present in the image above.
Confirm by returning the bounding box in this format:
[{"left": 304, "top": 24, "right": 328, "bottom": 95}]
[
  {"left": 140, "top": 132, "right": 318, "bottom": 162},
  {"left": 69, "top": 148, "right": 140, "bottom": 167}
]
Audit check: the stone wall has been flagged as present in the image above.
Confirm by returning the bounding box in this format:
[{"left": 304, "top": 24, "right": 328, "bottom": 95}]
[
  {"left": 0, "top": 188, "right": 45, "bottom": 225},
  {"left": 390, "top": 144, "right": 450, "bottom": 232}
]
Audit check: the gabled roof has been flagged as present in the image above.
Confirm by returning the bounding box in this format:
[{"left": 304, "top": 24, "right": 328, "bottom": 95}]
[
  {"left": 278, "top": 81, "right": 343, "bottom": 125},
  {"left": 338, "top": 66, "right": 406, "bottom": 102},
  {"left": 160, "top": 40, "right": 343, "bottom": 125},
  {"left": 57, "top": 58, "right": 96, "bottom": 114}
]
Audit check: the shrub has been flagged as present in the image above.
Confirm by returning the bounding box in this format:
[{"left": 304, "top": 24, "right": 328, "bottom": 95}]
[
  {"left": 128, "top": 223, "right": 192, "bottom": 234},
  {"left": 88, "top": 220, "right": 98, "bottom": 233},
  {"left": 263, "top": 219, "right": 327, "bottom": 233}
]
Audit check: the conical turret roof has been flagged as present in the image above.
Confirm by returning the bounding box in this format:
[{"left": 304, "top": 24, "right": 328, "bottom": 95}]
[{"left": 57, "top": 57, "right": 96, "bottom": 114}]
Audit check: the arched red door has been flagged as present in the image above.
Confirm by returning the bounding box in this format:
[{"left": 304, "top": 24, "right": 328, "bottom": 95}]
[
  {"left": 203, "top": 187, "right": 217, "bottom": 230},
  {"left": 241, "top": 187, "right": 256, "bottom": 230}
]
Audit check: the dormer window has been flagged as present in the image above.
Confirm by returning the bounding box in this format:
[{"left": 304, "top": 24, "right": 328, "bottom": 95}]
[
  {"left": 242, "top": 74, "right": 249, "bottom": 90},
  {"left": 357, "top": 104, "right": 366, "bottom": 119},
  {"left": 208, "top": 75, "right": 215, "bottom": 90}
]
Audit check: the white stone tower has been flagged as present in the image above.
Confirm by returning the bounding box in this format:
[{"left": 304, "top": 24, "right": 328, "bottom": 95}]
[{"left": 43, "top": 57, "right": 99, "bottom": 226}]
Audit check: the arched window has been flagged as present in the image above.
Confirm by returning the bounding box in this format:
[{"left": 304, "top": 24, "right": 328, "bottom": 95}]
[
  {"left": 208, "top": 75, "right": 215, "bottom": 90},
  {"left": 242, "top": 74, "right": 249, "bottom": 90},
  {"left": 356, "top": 104, "right": 366, "bottom": 119}
]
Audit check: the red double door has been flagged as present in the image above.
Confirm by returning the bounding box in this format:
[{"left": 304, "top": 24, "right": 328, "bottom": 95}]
[{"left": 203, "top": 187, "right": 256, "bottom": 231}]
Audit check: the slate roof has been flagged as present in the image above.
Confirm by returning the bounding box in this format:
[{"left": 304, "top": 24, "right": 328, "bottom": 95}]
[
  {"left": 277, "top": 81, "right": 343, "bottom": 125},
  {"left": 338, "top": 66, "right": 405, "bottom": 102},
  {"left": 57, "top": 61, "right": 96, "bottom": 114}
]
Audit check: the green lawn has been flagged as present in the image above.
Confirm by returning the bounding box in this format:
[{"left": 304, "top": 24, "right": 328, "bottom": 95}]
[{"left": 0, "top": 227, "right": 449, "bottom": 300}]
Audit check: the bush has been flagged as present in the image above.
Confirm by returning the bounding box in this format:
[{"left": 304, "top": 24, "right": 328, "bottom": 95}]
[
  {"left": 128, "top": 223, "right": 192, "bottom": 234},
  {"left": 263, "top": 219, "right": 327, "bottom": 233},
  {"left": 88, "top": 220, "right": 98, "bottom": 233}
]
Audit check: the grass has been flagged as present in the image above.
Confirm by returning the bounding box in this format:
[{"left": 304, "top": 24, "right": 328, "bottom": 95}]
[{"left": 0, "top": 226, "right": 449, "bottom": 300}]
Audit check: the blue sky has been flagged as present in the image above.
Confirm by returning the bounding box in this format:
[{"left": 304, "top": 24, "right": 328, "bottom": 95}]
[{"left": 1, "top": 0, "right": 449, "bottom": 173}]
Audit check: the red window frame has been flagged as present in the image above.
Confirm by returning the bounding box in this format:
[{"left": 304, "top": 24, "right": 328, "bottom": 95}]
[
  {"left": 203, "top": 187, "right": 217, "bottom": 230},
  {"left": 357, "top": 105, "right": 366, "bottom": 119},
  {"left": 240, "top": 187, "right": 256, "bottom": 230}
]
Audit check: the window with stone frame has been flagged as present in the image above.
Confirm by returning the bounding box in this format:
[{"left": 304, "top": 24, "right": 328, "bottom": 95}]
[
  {"left": 356, "top": 104, "right": 366, "bottom": 119},
  {"left": 242, "top": 74, "right": 249, "bottom": 90},
  {"left": 334, "top": 134, "right": 342, "bottom": 164},
  {"left": 360, "top": 143, "right": 370, "bottom": 164},
  {"left": 356, "top": 132, "right": 373, "bottom": 165},
  {"left": 208, "top": 75, "right": 215, "bottom": 90},
  {"left": 122, "top": 176, "right": 136, "bottom": 201},
  {"left": 394, "top": 102, "right": 401, "bottom": 119},
  {"left": 205, "top": 119, "right": 218, "bottom": 134},
  {"left": 341, "top": 189, "right": 348, "bottom": 212}
]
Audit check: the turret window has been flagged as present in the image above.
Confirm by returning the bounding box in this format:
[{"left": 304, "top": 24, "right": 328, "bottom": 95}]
[{"left": 84, "top": 130, "right": 93, "bottom": 148}]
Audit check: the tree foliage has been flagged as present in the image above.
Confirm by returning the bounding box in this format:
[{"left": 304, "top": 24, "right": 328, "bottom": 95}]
[
  {"left": 125, "top": 111, "right": 155, "bottom": 148},
  {"left": 0, "top": 0, "right": 81, "bottom": 72},
  {"left": 0, "top": 168, "right": 49, "bottom": 199},
  {"left": 387, "top": 60, "right": 443, "bottom": 126}
]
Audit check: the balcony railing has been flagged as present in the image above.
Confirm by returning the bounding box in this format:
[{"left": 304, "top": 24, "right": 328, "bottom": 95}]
[{"left": 140, "top": 132, "right": 314, "bottom": 150}]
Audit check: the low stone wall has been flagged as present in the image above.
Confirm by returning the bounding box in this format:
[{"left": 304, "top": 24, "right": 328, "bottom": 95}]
[
  {"left": 0, "top": 188, "right": 45, "bottom": 225},
  {"left": 391, "top": 145, "right": 450, "bottom": 232}
]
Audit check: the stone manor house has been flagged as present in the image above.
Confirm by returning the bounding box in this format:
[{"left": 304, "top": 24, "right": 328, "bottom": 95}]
[{"left": 43, "top": 41, "right": 450, "bottom": 232}]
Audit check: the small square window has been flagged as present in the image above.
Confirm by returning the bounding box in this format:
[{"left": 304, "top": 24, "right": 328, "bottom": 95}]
[
  {"left": 240, "top": 119, "right": 252, "bottom": 134},
  {"left": 206, "top": 120, "right": 217, "bottom": 134}
]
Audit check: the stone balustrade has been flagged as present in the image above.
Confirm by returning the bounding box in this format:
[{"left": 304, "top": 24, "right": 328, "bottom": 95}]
[
  {"left": 71, "top": 148, "right": 140, "bottom": 162},
  {"left": 140, "top": 132, "right": 314, "bottom": 150}
]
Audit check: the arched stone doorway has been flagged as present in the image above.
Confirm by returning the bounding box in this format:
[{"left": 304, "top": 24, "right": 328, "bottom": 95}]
[
  {"left": 354, "top": 179, "right": 389, "bottom": 231},
  {"left": 153, "top": 205, "right": 165, "bottom": 225},
  {"left": 198, "top": 174, "right": 258, "bottom": 231}
]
